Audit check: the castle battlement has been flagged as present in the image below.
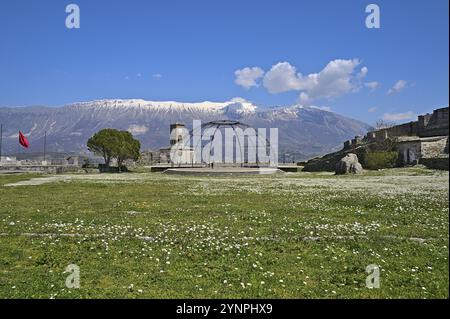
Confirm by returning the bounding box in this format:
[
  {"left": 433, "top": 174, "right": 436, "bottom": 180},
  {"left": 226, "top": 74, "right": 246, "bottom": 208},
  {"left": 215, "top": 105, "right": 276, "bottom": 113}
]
[{"left": 343, "top": 107, "right": 449, "bottom": 150}]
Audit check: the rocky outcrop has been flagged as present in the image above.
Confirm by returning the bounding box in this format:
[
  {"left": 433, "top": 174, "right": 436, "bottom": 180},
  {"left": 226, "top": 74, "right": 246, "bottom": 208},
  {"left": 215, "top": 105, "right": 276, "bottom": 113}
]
[
  {"left": 302, "top": 147, "right": 367, "bottom": 172},
  {"left": 335, "top": 153, "right": 363, "bottom": 174}
]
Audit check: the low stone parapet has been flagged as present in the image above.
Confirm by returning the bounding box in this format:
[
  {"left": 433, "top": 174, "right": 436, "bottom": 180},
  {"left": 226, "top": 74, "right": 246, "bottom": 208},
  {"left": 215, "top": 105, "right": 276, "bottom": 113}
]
[{"left": 419, "top": 157, "right": 449, "bottom": 170}]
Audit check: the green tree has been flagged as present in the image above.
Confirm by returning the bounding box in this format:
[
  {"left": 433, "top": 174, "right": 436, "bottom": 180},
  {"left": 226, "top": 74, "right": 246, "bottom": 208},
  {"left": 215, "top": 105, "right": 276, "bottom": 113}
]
[
  {"left": 87, "top": 129, "right": 141, "bottom": 171},
  {"left": 87, "top": 128, "right": 117, "bottom": 167},
  {"left": 110, "top": 131, "right": 141, "bottom": 171}
]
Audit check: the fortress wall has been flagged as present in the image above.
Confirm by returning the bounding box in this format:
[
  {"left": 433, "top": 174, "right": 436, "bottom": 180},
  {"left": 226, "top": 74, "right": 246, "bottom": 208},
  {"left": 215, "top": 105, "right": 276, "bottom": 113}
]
[
  {"left": 421, "top": 137, "right": 449, "bottom": 158},
  {"left": 418, "top": 108, "right": 449, "bottom": 137},
  {"left": 378, "top": 121, "right": 419, "bottom": 138},
  {"left": 420, "top": 157, "right": 449, "bottom": 170},
  {"left": 358, "top": 107, "right": 449, "bottom": 146}
]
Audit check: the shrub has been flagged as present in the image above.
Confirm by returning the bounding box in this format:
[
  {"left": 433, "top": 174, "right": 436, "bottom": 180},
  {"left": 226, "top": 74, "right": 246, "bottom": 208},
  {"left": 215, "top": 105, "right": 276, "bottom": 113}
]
[{"left": 363, "top": 151, "right": 398, "bottom": 170}]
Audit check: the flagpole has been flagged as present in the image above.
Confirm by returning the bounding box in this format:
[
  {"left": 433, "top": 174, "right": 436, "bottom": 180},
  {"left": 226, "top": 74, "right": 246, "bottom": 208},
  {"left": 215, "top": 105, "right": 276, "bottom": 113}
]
[
  {"left": 0, "top": 124, "right": 3, "bottom": 161},
  {"left": 43, "top": 131, "right": 47, "bottom": 163}
]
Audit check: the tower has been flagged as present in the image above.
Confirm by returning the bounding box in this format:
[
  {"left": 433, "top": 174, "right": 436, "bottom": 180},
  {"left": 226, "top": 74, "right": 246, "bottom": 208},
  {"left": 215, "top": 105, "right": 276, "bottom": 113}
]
[
  {"left": 170, "top": 123, "right": 186, "bottom": 146},
  {"left": 168, "top": 123, "right": 195, "bottom": 165}
]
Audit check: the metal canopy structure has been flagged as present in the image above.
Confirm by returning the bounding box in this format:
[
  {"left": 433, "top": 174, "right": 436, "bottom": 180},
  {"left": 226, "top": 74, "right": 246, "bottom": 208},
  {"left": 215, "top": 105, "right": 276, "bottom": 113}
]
[{"left": 187, "top": 120, "right": 275, "bottom": 167}]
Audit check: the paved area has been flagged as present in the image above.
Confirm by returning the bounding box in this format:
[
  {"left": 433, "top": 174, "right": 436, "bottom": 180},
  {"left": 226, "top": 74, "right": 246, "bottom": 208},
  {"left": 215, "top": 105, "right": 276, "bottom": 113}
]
[
  {"left": 3, "top": 176, "right": 66, "bottom": 187},
  {"left": 0, "top": 170, "right": 28, "bottom": 174},
  {"left": 163, "top": 167, "right": 284, "bottom": 175}
]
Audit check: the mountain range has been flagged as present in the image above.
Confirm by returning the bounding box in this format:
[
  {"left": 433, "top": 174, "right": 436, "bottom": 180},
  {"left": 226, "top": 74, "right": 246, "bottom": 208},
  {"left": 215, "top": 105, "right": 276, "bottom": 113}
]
[{"left": 0, "top": 99, "right": 372, "bottom": 161}]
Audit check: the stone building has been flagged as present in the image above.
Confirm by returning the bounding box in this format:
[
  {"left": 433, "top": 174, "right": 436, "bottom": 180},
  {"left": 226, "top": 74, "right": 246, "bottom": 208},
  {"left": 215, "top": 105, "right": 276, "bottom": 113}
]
[
  {"left": 395, "top": 136, "right": 448, "bottom": 165},
  {"left": 138, "top": 123, "right": 195, "bottom": 166},
  {"left": 0, "top": 156, "right": 17, "bottom": 165},
  {"left": 340, "top": 107, "right": 449, "bottom": 168}
]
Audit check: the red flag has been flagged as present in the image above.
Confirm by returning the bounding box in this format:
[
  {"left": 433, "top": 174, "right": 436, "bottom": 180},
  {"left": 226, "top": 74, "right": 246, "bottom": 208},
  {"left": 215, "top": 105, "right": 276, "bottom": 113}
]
[{"left": 19, "top": 131, "right": 29, "bottom": 148}]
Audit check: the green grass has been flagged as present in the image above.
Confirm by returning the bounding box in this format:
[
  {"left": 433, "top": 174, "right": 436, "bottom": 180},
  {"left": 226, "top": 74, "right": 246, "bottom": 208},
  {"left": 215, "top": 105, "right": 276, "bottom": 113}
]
[{"left": 0, "top": 167, "right": 448, "bottom": 299}]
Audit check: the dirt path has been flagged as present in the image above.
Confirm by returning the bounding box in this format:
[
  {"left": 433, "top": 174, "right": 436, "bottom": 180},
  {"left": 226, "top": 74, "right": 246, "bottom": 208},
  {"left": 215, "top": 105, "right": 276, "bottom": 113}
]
[{"left": 3, "top": 176, "right": 68, "bottom": 187}]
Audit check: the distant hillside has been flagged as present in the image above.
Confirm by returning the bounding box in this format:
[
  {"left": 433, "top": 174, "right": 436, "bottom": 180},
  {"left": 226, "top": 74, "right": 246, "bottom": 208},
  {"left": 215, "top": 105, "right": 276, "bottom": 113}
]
[{"left": 0, "top": 99, "right": 372, "bottom": 161}]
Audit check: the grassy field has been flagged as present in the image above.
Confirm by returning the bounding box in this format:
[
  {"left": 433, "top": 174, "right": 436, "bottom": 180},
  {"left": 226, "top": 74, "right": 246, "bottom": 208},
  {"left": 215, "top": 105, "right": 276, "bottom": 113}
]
[{"left": 0, "top": 167, "right": 448, "bottom": 299}]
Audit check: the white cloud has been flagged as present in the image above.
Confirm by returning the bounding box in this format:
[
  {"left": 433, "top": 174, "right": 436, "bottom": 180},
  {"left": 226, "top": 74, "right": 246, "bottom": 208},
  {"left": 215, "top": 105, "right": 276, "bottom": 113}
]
[
  {"left": 309, "top": 105, "right": 332, "bottom": 112},
  {"left": 259, "top": 59, "right": 367, "bottom": 105},
  {"left": 298, "top": 92, "right": 311, "bottom": 105},
  {"left": 382, "top": 111, "right": 416, "bottom": 122},
  {"left": 358, "top": 66, "right": 369, "bottom": 78},
  {"left": 297, "top": 59, "right": 365, "bottom": 104},
  {"left": 262, "top": 62, "right": 302, "bottom": 93},
  {"left": 152, "top": 73, "right": 162, "bottom": 79},
  {"left": 387, "top": 80, "right": 407, "bottom": 95},
  {"left": 127, "top": 125, "right": 149, "bottom": 135},
  {"left": 368, "top": 107, "right": 377, "bottom": 113},
  {"left": 234, "top": 67, "right": 264, "bottom": 89},
  {"left": 229, "top": 97, "right": 248, "bottom": 103},
  {"left": 365, "top": 81, "right": 380, "bottom": 92}
]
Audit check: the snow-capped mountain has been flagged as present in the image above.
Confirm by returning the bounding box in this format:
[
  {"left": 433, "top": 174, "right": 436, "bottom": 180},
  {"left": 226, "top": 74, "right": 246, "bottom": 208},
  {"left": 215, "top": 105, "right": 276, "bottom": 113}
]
[{"left": 0, "top": 99, "right": 372, "bottom": 160}]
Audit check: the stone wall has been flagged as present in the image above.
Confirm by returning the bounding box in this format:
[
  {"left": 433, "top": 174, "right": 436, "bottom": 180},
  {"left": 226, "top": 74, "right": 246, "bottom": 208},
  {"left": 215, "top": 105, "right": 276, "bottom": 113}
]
[
  {"left": 308, "top": 135, "right": 448, "bottom": 171},
  {"left": 396, "top": 141, "right": 421, "bottom": 165},
  {"left": 420, "top": 157, "right": 449, "bottom": 170},
  {"left": 343, "top": 107, "right": 449, "bottom": 150},
  {"left": 382, "top": 121, "right": 419, "bottom": 137},
  {"left": 378, "top": 107, "right": 449, "bottom": 139},
  {"left": 137, "top": 150, "right": 169, "bottom": 165},
  {"left": 0, "top": 165, "right": 82, "bottom": 174},
  {"left": 421, "top": 136, "right": 449, "bottom": 158},
  {"left": 395, "top": 136, "right": 448, "bottom": 165},
  {"left": 307, "top": 107, "right": 449, "bottom": 172},
  {"left": 419, "top": 107, "right": 449, "bottom": 137}
]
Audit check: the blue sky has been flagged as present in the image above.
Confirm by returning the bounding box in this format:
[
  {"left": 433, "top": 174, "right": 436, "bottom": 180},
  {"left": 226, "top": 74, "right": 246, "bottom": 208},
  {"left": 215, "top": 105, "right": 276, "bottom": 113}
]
[{"left": 0, "top": 0, "right": 448, "bottom": 124}]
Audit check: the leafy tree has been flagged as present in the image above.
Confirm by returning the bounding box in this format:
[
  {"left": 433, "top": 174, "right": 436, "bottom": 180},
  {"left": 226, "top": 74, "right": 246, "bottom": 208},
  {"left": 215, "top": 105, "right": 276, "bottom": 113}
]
[
  {"left": 87, "top": 129, "right": 141, "bottom": 171},
  {"left": 87, "top": 128, "right": 117, "bottom": 167},
  {"left": 110, "top": 131, "right": 141, "bottom": 171}
]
